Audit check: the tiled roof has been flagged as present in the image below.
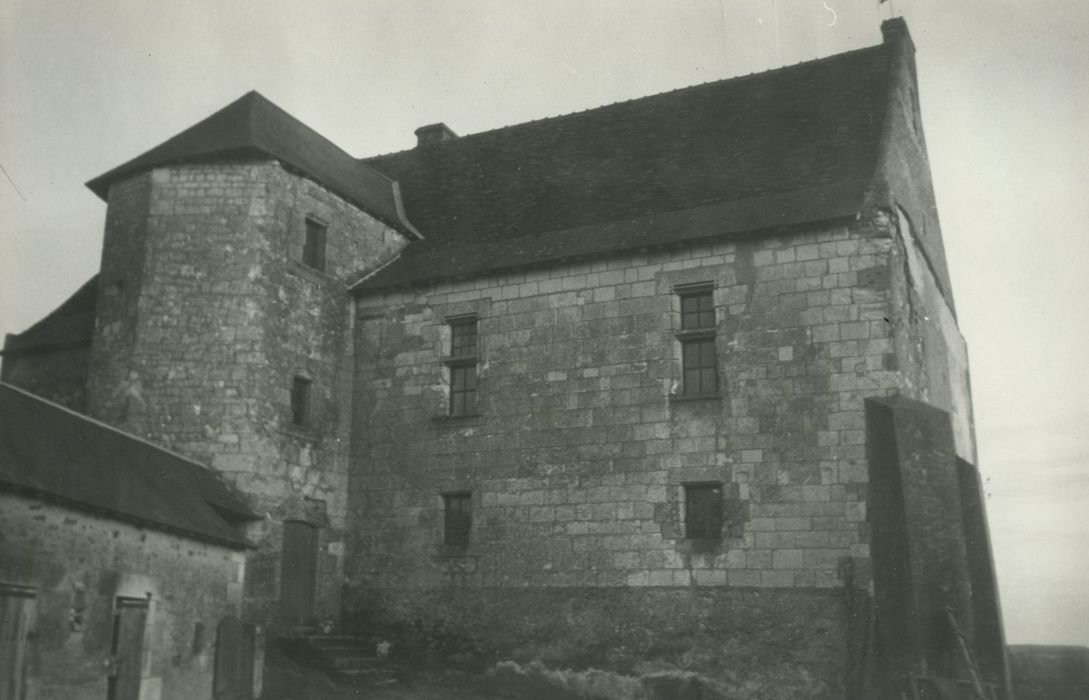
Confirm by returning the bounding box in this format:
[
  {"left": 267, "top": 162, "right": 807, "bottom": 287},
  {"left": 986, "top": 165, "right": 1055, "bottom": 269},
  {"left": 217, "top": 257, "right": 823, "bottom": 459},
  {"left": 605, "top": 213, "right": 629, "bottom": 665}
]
[
  {"left": 2, "top": 276, "right": 97, "bottom": 355},
  {"left": 86, "top": 92, "right": 421, "bottom": 238},
  {"left": 357, "top": 42, "right": 893, "bottom": 291},
  {"left": 0, "top": 383, "right": 257, "bottom": 548}
]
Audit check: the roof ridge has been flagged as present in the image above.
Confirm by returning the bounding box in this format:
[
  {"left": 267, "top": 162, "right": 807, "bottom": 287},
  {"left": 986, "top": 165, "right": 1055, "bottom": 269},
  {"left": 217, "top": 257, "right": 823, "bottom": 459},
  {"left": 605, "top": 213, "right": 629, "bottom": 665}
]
[
  {"left": 245, "top": 91, "right": 398, "bottom": 187},
  {"left": 363, "top": 41, "right": 888, "bottom": 162}
]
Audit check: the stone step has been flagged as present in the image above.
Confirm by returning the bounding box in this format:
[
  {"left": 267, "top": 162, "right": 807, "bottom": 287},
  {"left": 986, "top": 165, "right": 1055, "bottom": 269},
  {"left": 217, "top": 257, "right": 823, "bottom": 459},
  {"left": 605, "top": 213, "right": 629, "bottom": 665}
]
[{"left": 280, "top": 633, "right": 401, "bottom": 685}]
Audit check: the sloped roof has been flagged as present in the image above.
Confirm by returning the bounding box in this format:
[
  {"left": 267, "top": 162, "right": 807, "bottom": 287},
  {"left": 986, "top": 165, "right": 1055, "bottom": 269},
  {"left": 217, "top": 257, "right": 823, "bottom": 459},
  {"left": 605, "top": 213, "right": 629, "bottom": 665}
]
[
  {"left": 357, "top": 41, "right": 893, "bottom": 291},
  {"left": 0, "top": 383, "right": 257, "bottom": 548},
  {"left": 2, "top": 276, "right": 98, "bottom": 355},
  {"left": 87, "top": 92, "right": 420, "bottom": 238}
]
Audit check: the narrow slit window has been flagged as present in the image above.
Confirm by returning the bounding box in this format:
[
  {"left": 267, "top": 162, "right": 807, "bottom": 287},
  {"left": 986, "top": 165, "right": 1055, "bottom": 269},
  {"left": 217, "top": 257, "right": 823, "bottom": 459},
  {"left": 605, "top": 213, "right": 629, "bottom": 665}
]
[
  {"left": 443, "top": 492, "right": 472, "bottom": 546},
  {"left": 685, "top": 483, "right": 722, "bottom": 539},
  {"left": 302, "top": 218, "right": 327, "bottom": 271},
  {"left": 291, "top": 376, "right": 311, "bottom": 428}
]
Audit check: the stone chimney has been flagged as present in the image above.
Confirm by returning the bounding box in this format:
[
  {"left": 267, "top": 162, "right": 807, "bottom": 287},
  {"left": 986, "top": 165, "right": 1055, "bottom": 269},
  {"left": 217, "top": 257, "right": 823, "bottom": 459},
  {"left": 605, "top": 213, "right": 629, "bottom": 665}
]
[
  {"left": 881, "top": 17, "right": 915, "bottom": 53},
  {"left": 414, "top": 123, "right": 458, "bottom": 147}
]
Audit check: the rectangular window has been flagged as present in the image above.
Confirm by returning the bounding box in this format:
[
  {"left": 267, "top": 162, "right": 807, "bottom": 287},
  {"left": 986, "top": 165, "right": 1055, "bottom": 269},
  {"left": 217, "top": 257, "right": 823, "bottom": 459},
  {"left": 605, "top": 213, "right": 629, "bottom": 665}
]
[
  {"left": 449, "top": 365, "right": 477, "bottom": 415},
  {"left": 302, "top": 218, "right": 327, "bottom": 271},
  {"left": 680, "top": 290, "right": 715, "bottom": 330},
  {"left": 682, "top": 338, "right": 718, "bottom": 395},
  {"left": 450, "top": 319, "right": 478, "bottom": 358},
  {"left": 676, "top": 286, "right": 718, "bottom": 395},
  {"left": 443, "top": 492, "right": 472, "bottom": 546},
  {"left": 685, "top": 483, "right": 722, "bottom": 539},
  {"left": 290, "top": 376, "right": 311, "bottom": 428},
  {"left": 445, "top": 317, "right": 479, "bottom": 415}
]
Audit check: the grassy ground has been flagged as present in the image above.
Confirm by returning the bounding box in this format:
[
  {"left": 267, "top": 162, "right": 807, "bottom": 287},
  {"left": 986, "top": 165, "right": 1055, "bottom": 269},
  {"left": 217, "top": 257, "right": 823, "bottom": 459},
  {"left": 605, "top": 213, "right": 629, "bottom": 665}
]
[{"left": 261, "top": 652, "right": 519, "bottom": 700}]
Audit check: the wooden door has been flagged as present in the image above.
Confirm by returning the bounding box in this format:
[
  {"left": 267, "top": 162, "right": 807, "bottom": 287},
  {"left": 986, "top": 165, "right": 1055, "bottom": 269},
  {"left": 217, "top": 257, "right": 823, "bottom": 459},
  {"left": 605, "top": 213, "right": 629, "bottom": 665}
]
[
  {"left": 0, "top": 585, "right": 36, "bottom": 700},
  {"left": 213, "top": 616, "right": 243, "bottom": 700},
  {"left": 280, "top": 521, "right": 318, "bottom": 626},
  {"left": 107, "top": 597, "right": 148, "bottom": 700}
]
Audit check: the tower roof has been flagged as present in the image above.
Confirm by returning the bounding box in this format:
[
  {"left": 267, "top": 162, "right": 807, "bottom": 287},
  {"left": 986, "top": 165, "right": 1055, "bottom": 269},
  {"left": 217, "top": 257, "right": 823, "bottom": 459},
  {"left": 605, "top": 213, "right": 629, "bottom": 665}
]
[{"left": 86, "top": 91, "right": 420, "bottom": 238}]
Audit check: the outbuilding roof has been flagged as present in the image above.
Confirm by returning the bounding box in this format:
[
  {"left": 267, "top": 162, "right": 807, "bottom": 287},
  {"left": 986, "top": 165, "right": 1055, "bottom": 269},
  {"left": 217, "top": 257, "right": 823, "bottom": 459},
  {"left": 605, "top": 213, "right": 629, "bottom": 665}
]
[
  {"left": 356, "top": 38, "right": 895, "bottom": 290},
  {"left": 86, "top": 91, "right": 421, "bottom": 238},
  {"left": 1, "top": 276, "right": 97, "bottom": 356},
  {"left": 0, "top": 383, "right": 257, "bottom": 548}
]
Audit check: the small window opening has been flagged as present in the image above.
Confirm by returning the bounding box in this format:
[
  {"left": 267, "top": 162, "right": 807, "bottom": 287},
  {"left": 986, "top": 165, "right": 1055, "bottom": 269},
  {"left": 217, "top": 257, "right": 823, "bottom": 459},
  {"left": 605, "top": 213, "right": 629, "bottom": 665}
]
[
  {"left": 685, "top": 483, "right": 722, "bottom": 539},
  {"left": 302, "top": 218, "right": 327, "bottom": 272},
  {"left": 443, "top": 492, "right": 472, "bottom": 546},
  {"left": 291, "top": 376, "right": 311, "bottom": 428}
]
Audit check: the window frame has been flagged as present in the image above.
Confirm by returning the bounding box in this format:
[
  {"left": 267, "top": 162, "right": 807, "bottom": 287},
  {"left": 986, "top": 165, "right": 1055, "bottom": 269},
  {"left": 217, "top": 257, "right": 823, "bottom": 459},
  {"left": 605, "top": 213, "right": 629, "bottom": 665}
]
[
  {"left": 302, "top": 217, "right": 328, "bottom": 272},
  {"left": 674, "top": 284, "right": 719, "bottom": 397},
  {"left": 443, "top": 315, "right": 480, "bottom": 416},
  {"left": 684, "top": 482, "right": 723, "bottom": 540},
  {"left": 442, "top": 491, "right": 472, "bottom": 547},
  {"left": 290, "top": 375, "right": 312, "bottom": 429}
]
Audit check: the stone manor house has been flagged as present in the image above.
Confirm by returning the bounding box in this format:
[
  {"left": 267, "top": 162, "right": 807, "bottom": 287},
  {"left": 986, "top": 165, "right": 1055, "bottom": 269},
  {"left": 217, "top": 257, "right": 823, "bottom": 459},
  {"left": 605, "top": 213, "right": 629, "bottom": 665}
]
[{"left": 1, "top": 19, "right": 1013, "bottom": 699}]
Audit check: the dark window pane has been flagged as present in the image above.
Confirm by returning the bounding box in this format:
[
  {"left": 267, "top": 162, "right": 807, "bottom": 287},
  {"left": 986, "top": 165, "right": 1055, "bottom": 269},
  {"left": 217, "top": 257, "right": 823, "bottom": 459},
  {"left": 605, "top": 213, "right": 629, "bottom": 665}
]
[
  {"left": 680, "top": 290, "right": 714, "bottom": 330},
  {"left": 685, "top": 484, "right": 722, "bottom": 539},
  {"left": 449, "top": 366, "right": 477, "bottom": 415},
  {"left": 291, "top": 376, "right": 311, "bottom": 427},
  {"left": 450, "top": 320, "right": 478, "bottom": 357},
  {"left": 444, "top": 493, "right": 472, "bottom": 546},
  {"left": 303, "top": 219, "right": 326, "bottom": 271},
  {"left": 683, "top": 343, "right": 699, "bottom": 365},
  {"left": 682, "top": 338, "right": 718, "bottom": 395}
]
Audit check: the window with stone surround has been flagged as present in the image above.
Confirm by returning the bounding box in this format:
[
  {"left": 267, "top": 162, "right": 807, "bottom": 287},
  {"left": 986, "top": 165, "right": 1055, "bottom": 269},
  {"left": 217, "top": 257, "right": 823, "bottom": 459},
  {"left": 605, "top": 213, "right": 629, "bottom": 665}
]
[
  {"left": 675, "top": 284, "right": 718, "bottom": 396},
  {"left": 444, "top": 316, "right": 479, "bottom": 415},
  {"left": 290, "top": 375, "right": 312, "bottom": 428},
  {"left": 443, "top": 492, "right": 472, "bottom": 546},
  {"left": 302, "top": 217, "right": 327, "bottom": 271},
  {"left": 684, "top": 482, "right": 723, "bottom": 539}
]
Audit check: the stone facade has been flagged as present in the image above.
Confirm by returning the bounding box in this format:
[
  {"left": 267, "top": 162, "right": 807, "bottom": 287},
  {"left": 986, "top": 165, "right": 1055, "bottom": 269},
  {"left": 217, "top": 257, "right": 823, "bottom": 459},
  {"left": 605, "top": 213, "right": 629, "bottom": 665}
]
[
  {"left": 344, "top": 201, "right": 977, "bottom": 686},
  {"left": 0, "top": 492, "right": 248, "bottom": 700},
  {"left": 350, "top": 222, "right": 893, "bottom": 593},
  {"left": 85, "top": 161, "right": 407, "bottom": 622}
]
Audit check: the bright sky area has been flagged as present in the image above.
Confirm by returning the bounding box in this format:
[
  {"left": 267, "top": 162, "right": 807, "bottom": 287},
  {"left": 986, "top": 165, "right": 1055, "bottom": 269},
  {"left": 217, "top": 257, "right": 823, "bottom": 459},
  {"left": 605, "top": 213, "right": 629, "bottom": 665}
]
[{"left": 1, "top": 0, "right": 1086, "bottom": 646}]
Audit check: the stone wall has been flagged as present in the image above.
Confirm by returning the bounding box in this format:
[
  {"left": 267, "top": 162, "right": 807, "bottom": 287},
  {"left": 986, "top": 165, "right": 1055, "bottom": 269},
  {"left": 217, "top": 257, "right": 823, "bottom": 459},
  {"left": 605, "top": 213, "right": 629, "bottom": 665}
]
[
  {"left": 344, "top": 218, "right": 933, "bottom": 684},
  {"left": 85, "top": 161, "right": 408, "bottom": 624},
  {"left": 868, "top": 19, "right": 975, "bottom": 462},
  {"left": 0, "top": 492, "right": 246, "bottom": 700}
]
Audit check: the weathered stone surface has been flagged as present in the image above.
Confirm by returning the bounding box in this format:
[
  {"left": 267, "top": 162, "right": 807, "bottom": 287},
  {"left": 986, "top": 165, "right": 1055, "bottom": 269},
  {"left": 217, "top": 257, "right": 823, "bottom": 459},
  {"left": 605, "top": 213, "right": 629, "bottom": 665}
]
[
  {"left": 84, "top": 162, "right": 409, "bottom": 623},
  {"left": 350, "top": 224, "right": 900, "bottom": 595},
  {"left": 1, "top": 492, "right": 245, "bottom": 700}
]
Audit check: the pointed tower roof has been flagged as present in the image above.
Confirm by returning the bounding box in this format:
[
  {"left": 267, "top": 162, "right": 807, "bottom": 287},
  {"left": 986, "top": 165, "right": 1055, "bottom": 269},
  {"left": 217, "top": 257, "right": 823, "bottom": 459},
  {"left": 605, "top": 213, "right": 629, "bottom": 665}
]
[{"left": 87, "top": 91, "right": 420, "bottom": 237}]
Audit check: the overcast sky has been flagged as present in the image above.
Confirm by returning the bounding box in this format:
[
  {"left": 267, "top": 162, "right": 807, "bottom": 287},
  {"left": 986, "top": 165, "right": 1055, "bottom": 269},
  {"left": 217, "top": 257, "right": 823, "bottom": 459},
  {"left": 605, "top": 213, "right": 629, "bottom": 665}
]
[{"left": 2, "top": 0, "right": 1086, "bottom": 646}]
